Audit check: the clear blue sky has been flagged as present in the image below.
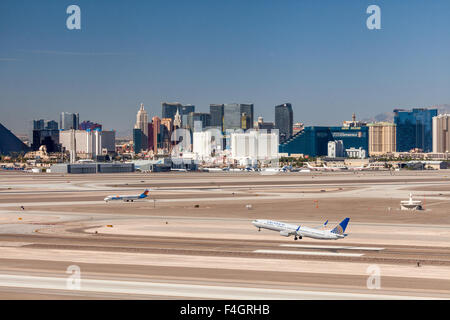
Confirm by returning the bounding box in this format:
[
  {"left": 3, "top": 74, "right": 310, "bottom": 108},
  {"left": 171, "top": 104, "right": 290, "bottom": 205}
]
[{"left": 1, "top": 0, "right": 450, "bottom": 136}]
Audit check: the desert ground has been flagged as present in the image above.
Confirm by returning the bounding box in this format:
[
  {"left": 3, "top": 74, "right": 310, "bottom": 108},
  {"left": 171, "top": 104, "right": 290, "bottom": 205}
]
[{"left": 0, "top": 169, "right": 449, "bottom": 299}]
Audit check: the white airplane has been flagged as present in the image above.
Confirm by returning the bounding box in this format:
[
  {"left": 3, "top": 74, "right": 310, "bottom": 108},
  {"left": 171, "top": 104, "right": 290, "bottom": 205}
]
[
  {"left": 252, "top": 218, "right": 350, "bottom": 240},
  {"left": 323, "top": 164, "right": 348, "bottom": 171},
  {"left": 104, "top": 189, "right": 150, "bottom": 202},
  {"left": 347, "top": 164, "right": 370, "bottom": 171},
  {"left": 306, "top": 163, "right": 329, "bottom": 171}
]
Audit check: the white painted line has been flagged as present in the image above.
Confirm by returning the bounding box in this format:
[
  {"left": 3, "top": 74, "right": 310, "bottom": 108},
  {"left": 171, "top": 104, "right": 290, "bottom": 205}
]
[
  {"left": 280, "top": 244, "right": 384, "bottom": 251},
  {"left": 254, "top": 249, "right": 364, "bottom": 257},
  {"left": 0, "top": 274, "right": 440, "bottom": 300}
]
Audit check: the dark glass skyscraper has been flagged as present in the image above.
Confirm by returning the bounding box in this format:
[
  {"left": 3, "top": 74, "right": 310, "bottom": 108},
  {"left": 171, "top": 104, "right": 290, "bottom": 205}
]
[
  {"left": 275, "top": 103, "right": 293, "bottom": 143},
  {"left": 60, "top": 112, "right": 79, "bottom": 130},
  {"left": 210, "top": 104, "right": 224, "bottom": 130},
  {"left": 133, "top": 128, "right": 143, "bottom": 153},
  {"left": 187, "top": 112, "right": 211, "bottom": 132},
  {"left": 162, "top": 103, "right": 195, "bottom": 128},
  {"left": 222, "top": 103, "right": 254, "bottom": 131},
  {"left": 161, "top": 102, "right": 181, "bottom": 121},
  {"left": 394, "top": 108, "right": 437, "bottom": 152},
  {"left": 223, "top": 104, "right": 241, "bottom": 131},
  {"left": 31, "top": 119, "right": 60, "bottom": 152},
  {"left": 239, "top": 104, "right": 254, "bottom": 128}
]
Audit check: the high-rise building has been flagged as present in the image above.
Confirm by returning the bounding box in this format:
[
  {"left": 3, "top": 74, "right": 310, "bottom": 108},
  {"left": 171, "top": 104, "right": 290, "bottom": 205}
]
[
  {"left": 161, "top": 103, "right": 195, "bottom": 128},
  {"left": 135, "top": 103, "right": 148, "bottom": 150},
  {"left": 152, "top": 116, "right": 161, "bottom": 154},
  {"left": 368, "top": 122, "right": 396, "bottom": 156},
  {"left": 160, "top": 118, "right": 173, "bottom": 151},
  {"left": 180, "top": 104, "right": 195, "bottom": 128},
  {"left": 60, "top": 112, "right": 79, "bottom": 130},
  {"left": 241, "top": 113, "right": 252, "bottom": 130},
  {"left": 222, "top": 103, "right": 254, "bottom": 131},
  {"left": 433, "top": 114, "right": 450, "bottom": 153},
  {"left": 328, "top": 140, "right": 344, "bottom": 158},
  {"left": 161, "top": 102, "right": 181, "bottom": 121},
  {"left": 394, "top": 108, "right": 437, "bottom": 152},
  {"left": 32, "top": 119, "right": 58, "bottom": 134},
  {"left": 223, "top": 104, "right": 241, "bottom": 131},
  {"left": 275, "top": 103, "right": 293, "bottom": 143},
  {"left": 33, "top": 119, "right": 45, "bottom": 131},
  {"left": 147, "top": 122, "right": 154, "bottom": 151},
  {"left": 32, "top": 129, "right": 60, "bottom": 152},
  {"left": 46, "top": 120, "right": 58, "bottom": 130},
  {"left": 230, "top": 131, "right": 279, "bottom": 161},
  {"left": 173, "top": 109, "right": 182, "bottom": 128},
  {"left": 210, "top": 104, "right": 224, "bottom": 130},
  {"left": 133, "top": 128, "right": 143, "bottom": 154},
  {"left": 60, "top": 129, "right": 115, "bottom": 159},
  {"left": 239, "top": 104, "right": 254, "bottom": 129},
  {"left": 31, "top": 119, "right": 60, "bottom": 152},
  {"left": 187, "top": 112, "right": 211, "bottom": 132}
]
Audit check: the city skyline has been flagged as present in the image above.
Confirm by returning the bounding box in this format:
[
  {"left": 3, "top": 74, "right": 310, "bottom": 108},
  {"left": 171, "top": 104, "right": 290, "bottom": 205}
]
[{"left": 2, "top": 1, "right": 450, "bottom": 135}]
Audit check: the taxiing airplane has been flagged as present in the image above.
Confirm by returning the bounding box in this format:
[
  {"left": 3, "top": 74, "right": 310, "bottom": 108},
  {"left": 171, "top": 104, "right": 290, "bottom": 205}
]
[
  {"left": 306, "top": 163, "right": 331, "bottom": 171},
  {"left": 347, "top": 164, "right": 370, "bottom": 171},
  {"left": 252, "top": 218, "right": 350, "bottom": 240},
  {"left": 104, "top": 189, "right": 150, "bottom": 202},
  {"left": 323, "top": 164, "right": 348, "bottom": 171}
]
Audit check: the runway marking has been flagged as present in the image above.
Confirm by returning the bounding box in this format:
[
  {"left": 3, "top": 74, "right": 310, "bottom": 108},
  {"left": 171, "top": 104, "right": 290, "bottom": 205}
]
[
  {"left": 253, "top": 249, "right": 364, "bottom": 257},
  {"left": 0, "top": 274, "right": 440, "bottom": 299},
  {"left": 280, "top": 244, "right": 385, "bottom": 251}
]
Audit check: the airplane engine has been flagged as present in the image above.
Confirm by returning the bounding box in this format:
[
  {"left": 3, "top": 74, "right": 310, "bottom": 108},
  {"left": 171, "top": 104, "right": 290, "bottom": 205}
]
[{"left": 280, "top": 231, "right": 290, "bottom": 237}]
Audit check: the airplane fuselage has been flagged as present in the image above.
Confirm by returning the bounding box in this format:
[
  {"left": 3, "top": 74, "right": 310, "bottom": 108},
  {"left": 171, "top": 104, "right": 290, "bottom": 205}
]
[
  {"left": 104, "top": 191, "right": 149, "bottom": 202},
  {"left": 252, "top": 219, "right": 344, "bottom": 240}
]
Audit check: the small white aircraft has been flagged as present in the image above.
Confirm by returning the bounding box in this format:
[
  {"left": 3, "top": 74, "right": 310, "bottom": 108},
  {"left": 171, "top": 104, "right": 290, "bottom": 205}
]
[
  {"left": 306, "top": 163, "right": 329, "bottom": 171},
  {"left": 347, "top": 164, "right": 370, "bottom": 171},
  {"left": 104, "top": 189, "right": 150, "bottom": 202},
  {"left": 323, "top": 164, "right": 348, "bottom": 171},
  {"left": 252, "top": 218, "right": 350, "bottom": 240}
]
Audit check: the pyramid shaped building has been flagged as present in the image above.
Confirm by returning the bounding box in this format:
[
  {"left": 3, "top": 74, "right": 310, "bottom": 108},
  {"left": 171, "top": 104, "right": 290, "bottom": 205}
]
[{"left": 0, "top": 122, "right": 30, "bottom": 155}]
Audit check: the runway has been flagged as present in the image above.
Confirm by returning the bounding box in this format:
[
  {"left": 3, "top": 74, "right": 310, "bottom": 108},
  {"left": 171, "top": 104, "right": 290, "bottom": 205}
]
[
  {"left": 0, "top": 171, "right": 449, "bottom": 299},
  {"left": 0, "top": 274, "right": 443, "bottom": 300}
]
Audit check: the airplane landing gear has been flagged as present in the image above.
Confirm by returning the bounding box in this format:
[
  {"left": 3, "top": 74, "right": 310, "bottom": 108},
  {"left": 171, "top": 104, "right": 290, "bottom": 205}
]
[
  {"left": 294, "top": 236, "right": 298, "bottom": 240},
  {"left": 258, "top": 228, "right": 261, "bottom": 232}
]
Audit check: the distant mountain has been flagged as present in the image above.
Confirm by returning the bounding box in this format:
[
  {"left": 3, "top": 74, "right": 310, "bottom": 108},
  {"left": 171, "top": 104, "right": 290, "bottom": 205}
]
[{"left": 362, "top": 104, "right": 450, "bottom": 123}]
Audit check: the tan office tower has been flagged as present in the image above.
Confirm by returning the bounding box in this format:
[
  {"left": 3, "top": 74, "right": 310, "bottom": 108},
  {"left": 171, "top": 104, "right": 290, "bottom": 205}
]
[
  {"left": 368, "top": 122, "right": 396, "bottom": 156},
  {"left": 135, "top": 103, "right": 148, "bottom": 136},
  {"left": 135, "top": 103, "right": 148, "bottom": 150},
  {"left": 433, "top": 114, "right": 450, "bottom": 153}
]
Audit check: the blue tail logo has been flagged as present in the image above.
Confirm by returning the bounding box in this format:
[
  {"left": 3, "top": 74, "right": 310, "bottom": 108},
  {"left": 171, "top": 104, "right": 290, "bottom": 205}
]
[
  {"left": 139, "top": 189, "right": 150, "bottom": 198},
  {"left": 331, "top": 218, "right": 350, "bottom": 235}
]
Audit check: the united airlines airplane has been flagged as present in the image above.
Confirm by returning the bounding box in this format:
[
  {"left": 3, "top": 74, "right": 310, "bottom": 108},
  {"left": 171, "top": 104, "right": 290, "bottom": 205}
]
[
  {"left": 104, "top": 189, "right": 150, "bottom": 202},
  {"left": 252, "top": 218, "right": 350, "bottom": 240}
]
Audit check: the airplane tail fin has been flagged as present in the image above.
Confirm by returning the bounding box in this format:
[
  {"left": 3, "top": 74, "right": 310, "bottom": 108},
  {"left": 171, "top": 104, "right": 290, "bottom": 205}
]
[
  {"left": 140, "top": 189, "right": 150, "bottom": 197},
  {"left": 330, "top": 218, "right": 350, "bottom": 235}
]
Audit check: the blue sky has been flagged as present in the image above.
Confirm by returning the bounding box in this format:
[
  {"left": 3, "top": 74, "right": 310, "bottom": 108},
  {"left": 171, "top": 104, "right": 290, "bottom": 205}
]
[{"left": 1, "top": 0, "right": 450, "bottom": 136}]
